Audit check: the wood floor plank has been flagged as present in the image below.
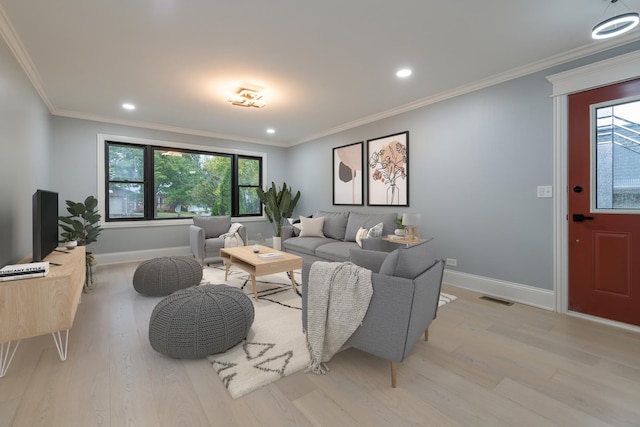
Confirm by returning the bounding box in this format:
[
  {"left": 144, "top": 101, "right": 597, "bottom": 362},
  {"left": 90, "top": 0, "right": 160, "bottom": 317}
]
[
  {"left": 3, "top": 262, "right": 640, "bottom": 426},
  {"left": 494, "top": 377, "right": 614, "bottom": 427},
  {"left": 292, "top": 389, "right": 361, "bottom": 427}
]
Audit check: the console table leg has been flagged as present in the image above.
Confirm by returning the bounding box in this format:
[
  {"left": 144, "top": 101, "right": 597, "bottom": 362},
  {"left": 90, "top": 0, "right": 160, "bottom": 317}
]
[
  {"left": 51, "top": 330, "right": 69, "bottom": 361},
  {"left": 0, "top": 340, "right": 21, "bottom": 378}
]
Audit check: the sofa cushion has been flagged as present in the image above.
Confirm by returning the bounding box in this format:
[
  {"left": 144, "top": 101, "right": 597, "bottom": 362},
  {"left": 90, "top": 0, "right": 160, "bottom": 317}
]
[
  {"left": 379, "top": 238, "right": 437, "bottom": 279},
  {"left": 314, "top": 210, "right": 349, "bottom": 240},
  {"left": 193, "top": 216, "right": 231, "bottom": 239},
  {"left": 282, "top": 236, "right": 336, "bottom": 257},
  {"left": 299, "top": 216, "right": 325, "bottom": 237},
  {"left": 315, "top": 241, "right": 360, "bottom": 262},
  {"left": 344, "top": 212, "right": 397, "bottom": 242}
]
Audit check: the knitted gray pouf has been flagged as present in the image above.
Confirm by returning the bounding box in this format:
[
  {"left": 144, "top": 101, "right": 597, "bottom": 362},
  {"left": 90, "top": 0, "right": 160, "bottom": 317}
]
[
  {"left": 133, "top": 256, "right": 203, "bottom": 296},
  {"left": 148, "top": 284, "right": 255, "bottom": 359}
]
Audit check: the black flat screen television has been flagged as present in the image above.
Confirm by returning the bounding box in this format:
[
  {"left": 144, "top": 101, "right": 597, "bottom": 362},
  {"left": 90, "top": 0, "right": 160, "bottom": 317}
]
[{"left": 32, "top": 189, "right": 59, "bottom": 262}]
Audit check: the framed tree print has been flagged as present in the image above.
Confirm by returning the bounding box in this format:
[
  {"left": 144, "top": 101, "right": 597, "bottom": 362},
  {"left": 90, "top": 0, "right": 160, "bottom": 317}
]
[
  {"left": 367, "top": 131, "right": 409, "bottom": 206},
  {"left": 333, "top": 141, "right": 363, "bottom": 205}
]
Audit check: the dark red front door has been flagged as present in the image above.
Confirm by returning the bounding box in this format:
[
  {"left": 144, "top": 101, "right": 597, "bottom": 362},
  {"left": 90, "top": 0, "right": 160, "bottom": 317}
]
[{"left": 568, "top": 78, "right": 640, "bottom": 326}]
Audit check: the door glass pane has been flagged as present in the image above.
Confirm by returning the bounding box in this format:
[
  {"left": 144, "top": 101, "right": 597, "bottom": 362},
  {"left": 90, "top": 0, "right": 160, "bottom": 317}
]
[{"left": 595, "top": 100, "right": 640, "bottom": 209}]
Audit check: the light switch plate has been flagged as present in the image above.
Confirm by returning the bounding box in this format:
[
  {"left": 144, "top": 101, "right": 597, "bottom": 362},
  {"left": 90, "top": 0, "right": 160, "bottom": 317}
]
[{"left": 537, "top": 185, "right": 552, "bottom": 198}]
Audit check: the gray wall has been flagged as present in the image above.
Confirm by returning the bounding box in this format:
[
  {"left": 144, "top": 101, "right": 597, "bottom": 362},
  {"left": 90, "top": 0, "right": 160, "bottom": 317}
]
[
  {"left": 288, "top": 41, "right": 640, "bottom": 291},
  {"left": 0, "top": 36, "right": 52, "bottom": 265},
  {"left": 50, "top": 117, "right": 290, "bottom": 254}
]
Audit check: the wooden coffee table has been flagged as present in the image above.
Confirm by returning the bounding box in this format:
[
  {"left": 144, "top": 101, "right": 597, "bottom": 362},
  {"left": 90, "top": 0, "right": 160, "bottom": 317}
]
[{"left": 219, "top": 245, "right": 303, "bottom": 301}]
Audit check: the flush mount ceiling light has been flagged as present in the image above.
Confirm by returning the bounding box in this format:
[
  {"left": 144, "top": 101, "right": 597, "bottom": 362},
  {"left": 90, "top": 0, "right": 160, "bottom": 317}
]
[
  {"left": 122, "top": 103, "right": 136, "bottom": 110},
  {"left": 227, "top": 88, "right": 266, "bottom": 108},
  {"left": 396, "top": 68, "right": 412, "bottom": 78},
  {"left": 592, "top": 0, "right": 640, "bottom": 39}
]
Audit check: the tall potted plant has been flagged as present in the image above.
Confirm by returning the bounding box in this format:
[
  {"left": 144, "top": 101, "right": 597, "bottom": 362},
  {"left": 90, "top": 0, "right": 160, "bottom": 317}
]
[
  {"left": 256, "top": 182, "right": 300, "bottom": 249},
  {"left": 59, "top": 195, "right": 102, "bottom": 291}
]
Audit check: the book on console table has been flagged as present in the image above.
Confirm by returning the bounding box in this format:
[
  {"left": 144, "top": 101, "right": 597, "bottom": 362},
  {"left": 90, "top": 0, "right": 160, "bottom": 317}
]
[{"left": 0, "top": 261, "right": 50, "bottom": 281}]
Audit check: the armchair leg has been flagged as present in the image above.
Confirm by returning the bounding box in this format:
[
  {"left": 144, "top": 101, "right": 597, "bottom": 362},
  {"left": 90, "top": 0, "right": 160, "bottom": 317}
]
[
  {"left": 425, "top": 328, "right": 429, "bottom": 341},
  {"left": 390, "top": 361, "right": 397, "bottom": 388}
]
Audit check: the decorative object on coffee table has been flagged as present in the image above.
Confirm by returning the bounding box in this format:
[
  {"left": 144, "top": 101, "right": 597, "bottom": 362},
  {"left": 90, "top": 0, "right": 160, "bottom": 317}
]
[
  {"left": 149, "top": 284, "right": 254, "bottom": 359},
  {"left": 133, "top": 256, "right": 202, "bottom": 296}
]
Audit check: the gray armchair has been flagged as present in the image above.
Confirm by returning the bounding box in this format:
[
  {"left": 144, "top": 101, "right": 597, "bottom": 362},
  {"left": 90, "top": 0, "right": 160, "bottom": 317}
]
[
  {"left": 302, "top": 239, "right": 444, "bottom": 387},
  {"left": 189, "top": 216, "right": 247, "bottom": 266}
]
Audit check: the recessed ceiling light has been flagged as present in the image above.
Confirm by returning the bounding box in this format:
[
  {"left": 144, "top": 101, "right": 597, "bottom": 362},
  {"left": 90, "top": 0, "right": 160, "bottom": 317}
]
[
  {"left": 266, "top": 128, "right": 275, "bottom": 134},
  {"left": 396, "top": 69, "right": 412, "bottom": 78},
  {"left": 122, "top": 103, "right": 136, "bottom": 110}
]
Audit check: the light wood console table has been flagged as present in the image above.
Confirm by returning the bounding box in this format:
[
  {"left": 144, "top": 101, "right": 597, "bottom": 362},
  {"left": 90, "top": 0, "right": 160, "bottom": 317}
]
[{"left": 0, "top": 246, "right": 85, "bottom": 378}]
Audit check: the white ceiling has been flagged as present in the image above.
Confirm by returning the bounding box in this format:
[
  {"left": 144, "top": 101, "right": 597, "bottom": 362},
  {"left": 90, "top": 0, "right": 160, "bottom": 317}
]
[{"left": 1, "top": 0, "right": 640, "bottom": 146}]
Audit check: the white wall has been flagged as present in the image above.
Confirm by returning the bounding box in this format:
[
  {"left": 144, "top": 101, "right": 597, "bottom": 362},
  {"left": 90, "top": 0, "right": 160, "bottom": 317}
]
[{"left": 0, "top": 36, "right": 51, "bottom": 265}]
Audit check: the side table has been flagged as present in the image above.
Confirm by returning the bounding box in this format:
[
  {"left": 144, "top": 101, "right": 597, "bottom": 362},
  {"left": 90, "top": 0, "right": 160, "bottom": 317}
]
[{"left": 382, "top": 236, "right": 427, "bottom": 247}]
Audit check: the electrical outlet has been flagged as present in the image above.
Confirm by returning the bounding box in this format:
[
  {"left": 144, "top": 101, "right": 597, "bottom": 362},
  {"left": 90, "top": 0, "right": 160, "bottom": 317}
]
[{"left": 446, "top": 258, "right": 457, "bottom": 267}]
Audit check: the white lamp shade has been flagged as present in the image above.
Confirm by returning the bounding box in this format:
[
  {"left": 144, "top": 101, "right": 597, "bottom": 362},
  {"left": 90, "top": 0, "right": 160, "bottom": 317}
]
[{"left": 401, "top": 213, "right": 421, "bottom": 227}]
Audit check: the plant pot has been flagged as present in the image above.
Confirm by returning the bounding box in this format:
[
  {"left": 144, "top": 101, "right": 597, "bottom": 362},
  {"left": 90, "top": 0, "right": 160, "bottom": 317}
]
[
  {"left": 394, "top": 229, "right": 406, "bottom": 237},
  {"left": 65, "top": 240, "right": 78, "bottom": 250},
  {"left": 272, "top": 236, "right": 282, "bottom": 251}
]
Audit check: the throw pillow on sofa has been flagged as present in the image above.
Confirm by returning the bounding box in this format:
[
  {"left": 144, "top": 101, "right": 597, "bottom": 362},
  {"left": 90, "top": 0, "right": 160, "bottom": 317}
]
[
  {"left": 313, "top": 210, "right": 349, "bottom": 240},
  {"left": 299, "top": 216, "right": 325, "bottom": 237},
  {"left": 355, "top": 227, "right": 368, "bottom": 247},
  {"left": 366, "top": 222, "right": 384, "bottom": 238}
]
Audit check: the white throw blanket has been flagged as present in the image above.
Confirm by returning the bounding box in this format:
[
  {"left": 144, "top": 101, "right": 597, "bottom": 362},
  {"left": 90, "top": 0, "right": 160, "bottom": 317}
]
[
  {"left": 306, "top": 261, "right": 373, "bottom": 374},
  {"left": 219, "top": 222, "right": 244, "bottom": 248}
]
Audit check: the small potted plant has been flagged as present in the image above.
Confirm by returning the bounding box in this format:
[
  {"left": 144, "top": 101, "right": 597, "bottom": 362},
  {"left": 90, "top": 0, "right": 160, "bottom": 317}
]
[
  {"left": 394, "top": 217, "right": 406, "bottom": 236},
  {"left": 59, "top": 195, "right": 103, "bottom": 291}
]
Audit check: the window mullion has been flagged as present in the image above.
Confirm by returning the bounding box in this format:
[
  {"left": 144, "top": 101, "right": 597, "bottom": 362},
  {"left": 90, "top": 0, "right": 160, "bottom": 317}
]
[{"left": 144, "top": 145, "right": 154, "bottom": 220}]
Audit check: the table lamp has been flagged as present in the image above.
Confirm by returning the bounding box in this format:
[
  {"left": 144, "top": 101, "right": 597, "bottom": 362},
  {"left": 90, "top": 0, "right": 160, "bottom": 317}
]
[{"left": 401, "top": 213, "right": 421, "bottom": 241}]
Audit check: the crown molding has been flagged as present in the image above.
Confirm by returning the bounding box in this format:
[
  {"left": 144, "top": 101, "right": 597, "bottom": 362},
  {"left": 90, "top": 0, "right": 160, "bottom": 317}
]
[
  {"left": 293, "top": 33, "right": 640, "bottom": 145},
  {"left": 0, "top": 3, "right": 55, "bottom": 112}
]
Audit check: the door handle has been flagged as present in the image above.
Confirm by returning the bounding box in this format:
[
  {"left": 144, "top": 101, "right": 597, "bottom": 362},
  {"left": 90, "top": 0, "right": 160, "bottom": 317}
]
[{"left": 572, "top": 214, "right": 595, "bottom": 222}]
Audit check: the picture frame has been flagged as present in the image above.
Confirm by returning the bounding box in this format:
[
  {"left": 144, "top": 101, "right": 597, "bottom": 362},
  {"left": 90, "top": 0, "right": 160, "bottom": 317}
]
[
  {"left": 333, "top": 141, "right": 364, "bottom": 205},
  {"left": 367, "top": 131, "right": 409, "bottom": 206}
]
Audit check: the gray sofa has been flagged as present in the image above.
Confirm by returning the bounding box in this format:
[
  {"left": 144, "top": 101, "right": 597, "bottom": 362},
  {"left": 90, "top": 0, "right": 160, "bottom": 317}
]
[
  {"left": 281, "top": 210, "right": 399, "bottom": 263},
  {"left": 302, "top": 238, "right": 445, "bottom": 387}
]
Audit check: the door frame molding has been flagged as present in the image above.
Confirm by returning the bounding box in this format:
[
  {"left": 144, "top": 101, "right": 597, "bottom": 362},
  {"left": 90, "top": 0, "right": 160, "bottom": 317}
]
[{"left": 547, "top": 50, "right": 640, "bottom": 331}]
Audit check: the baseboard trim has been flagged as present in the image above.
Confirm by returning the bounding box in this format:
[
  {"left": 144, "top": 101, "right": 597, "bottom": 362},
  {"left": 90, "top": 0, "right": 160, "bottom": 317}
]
[
  {"left": 95, "top": 246, "right": 191, "bottom": 265},
  {"left": 443, "top": 269, "right": 555, "bottom": 311}
]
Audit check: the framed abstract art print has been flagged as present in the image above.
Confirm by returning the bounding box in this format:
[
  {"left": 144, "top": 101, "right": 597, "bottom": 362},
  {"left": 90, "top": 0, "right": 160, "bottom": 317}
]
[
  {"left": 333, "top": 142, "right": 364, "bottom": 205},
  {"left": 367, "top": 131, "right": 409, "bottom": 206}
]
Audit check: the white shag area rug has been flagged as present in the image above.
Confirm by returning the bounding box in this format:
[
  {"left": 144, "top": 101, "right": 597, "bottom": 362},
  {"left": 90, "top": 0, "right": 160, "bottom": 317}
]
[{"left": 202, "top": 264, "right": 456, "bottom": 399}]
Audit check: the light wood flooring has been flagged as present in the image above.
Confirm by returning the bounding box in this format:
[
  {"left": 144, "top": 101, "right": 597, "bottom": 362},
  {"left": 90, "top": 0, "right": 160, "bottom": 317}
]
[{"left": 1, "top": 261, "right": 640, "bottom": 426}]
